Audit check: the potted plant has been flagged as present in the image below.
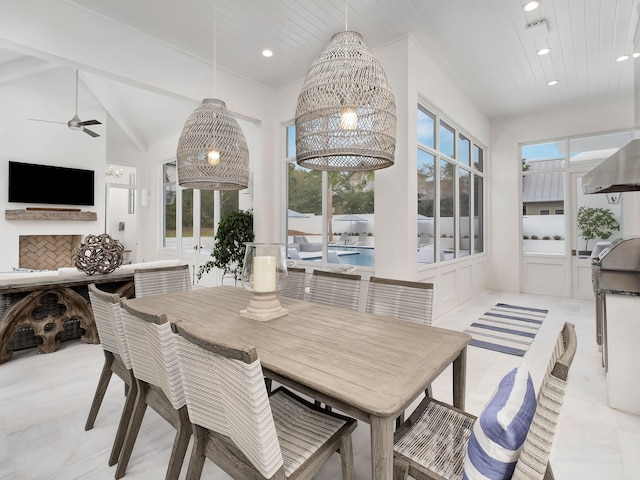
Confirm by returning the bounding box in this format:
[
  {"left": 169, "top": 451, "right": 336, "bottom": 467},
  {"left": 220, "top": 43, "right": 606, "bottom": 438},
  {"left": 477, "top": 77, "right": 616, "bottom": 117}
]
[
  {"left": 198, "top": 209, "right": 254, "bottom": 283},
  {"left": 577, "top": 206, "right": 619, "bottom": 254}
]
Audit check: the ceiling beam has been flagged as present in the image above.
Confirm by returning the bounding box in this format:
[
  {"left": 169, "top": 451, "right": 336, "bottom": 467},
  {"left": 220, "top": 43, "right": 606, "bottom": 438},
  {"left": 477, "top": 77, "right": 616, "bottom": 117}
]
[
  {"left": 80, "top": 72, "right": 148, "bottom": 152},
  {"left": 0, "top": 56, "right": 57, "bottom": 84}
]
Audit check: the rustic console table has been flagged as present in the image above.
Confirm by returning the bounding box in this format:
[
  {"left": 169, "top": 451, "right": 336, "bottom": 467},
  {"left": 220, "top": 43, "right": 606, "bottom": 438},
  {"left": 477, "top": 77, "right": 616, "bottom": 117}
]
[{"left": 0, "top": 270, "right": 134, "bottom": 364}]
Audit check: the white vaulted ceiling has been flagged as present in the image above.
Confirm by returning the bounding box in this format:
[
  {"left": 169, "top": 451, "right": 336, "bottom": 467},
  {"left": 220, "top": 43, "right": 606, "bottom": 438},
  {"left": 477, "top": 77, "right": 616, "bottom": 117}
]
[{"left": 0, "top": 0, "right": 638, "bottom": 147}]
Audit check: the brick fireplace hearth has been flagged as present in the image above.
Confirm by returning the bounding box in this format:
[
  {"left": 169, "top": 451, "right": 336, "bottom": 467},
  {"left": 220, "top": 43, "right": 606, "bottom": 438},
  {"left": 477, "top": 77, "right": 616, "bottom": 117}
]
[{"left": 19, "top": 235, "right": 82, "bottom": 270}]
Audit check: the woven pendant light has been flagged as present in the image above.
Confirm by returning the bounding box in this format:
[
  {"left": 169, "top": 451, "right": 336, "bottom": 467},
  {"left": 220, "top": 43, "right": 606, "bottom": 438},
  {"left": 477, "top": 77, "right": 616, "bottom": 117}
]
[
  {"left": 176, "top": 98, "right": 249, "bottom": 190},
  {"left": 295, "top": 30, "right": 396, "bottom": 171},
  {"left": 176, "top": 7, "right": 249, "bottom": 190}
]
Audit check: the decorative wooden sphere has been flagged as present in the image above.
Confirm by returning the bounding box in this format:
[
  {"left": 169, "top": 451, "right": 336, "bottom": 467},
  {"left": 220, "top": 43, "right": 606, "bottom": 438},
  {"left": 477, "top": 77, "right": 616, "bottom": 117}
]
[{"left": 74, "top": 234, "right": 124, "bottom": 275}]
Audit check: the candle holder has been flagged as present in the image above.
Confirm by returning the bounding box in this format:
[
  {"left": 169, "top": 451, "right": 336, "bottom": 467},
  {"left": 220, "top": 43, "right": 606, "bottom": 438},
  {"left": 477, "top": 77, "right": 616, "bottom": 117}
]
[{"left": 240, "top": 243, "right": 289, "bottom": 321}]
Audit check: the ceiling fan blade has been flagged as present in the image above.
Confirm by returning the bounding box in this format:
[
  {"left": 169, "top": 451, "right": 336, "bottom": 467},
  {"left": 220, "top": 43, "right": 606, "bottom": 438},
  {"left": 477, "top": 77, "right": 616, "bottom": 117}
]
[
  {"left": 79, "top": 119, "right": 101, "bottom": 126},
  {"left": 82, "top": 128, "right": 100, "bottom": 138},
  {"left": 28, "top": 118, "right": 67, "bottom": 125}
]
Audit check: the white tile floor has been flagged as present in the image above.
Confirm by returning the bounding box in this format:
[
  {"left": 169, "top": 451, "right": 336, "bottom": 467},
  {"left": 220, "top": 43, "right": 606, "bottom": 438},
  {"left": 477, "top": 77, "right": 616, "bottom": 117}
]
[{"left": 1, "top": 290, "right": 638, "bottom": 479}]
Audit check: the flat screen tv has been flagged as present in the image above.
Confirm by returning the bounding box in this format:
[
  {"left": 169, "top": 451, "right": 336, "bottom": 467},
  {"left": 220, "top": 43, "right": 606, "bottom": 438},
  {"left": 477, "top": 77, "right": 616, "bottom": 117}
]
[{"left": 8, "top": 161, "right": 95, "bottom": 206}]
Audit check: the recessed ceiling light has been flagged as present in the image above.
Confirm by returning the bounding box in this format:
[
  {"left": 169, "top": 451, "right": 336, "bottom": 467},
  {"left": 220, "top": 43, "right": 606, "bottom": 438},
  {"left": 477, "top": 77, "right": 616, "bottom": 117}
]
[
  {"left": 537, "top": 47, "right": 551, "bottom": 56},
  {"left": 633, "top": 52, "right": 640, "bottom": 58},
  {"left": 262, "top": 49, "right": 273, "bottom": 58},
  {"left": 523, "top": 1, "right": 540, "bottom": 12},
  {"left": 546, "top": 80, "right": 558, "bottom": 86},
  {"left": 616, "top": 54, "right": 630, "bottom": 62}
]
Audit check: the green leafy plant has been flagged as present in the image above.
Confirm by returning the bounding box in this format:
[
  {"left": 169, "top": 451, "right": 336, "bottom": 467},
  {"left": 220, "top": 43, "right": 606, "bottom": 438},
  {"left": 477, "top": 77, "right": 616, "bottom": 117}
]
[
  {"left": 543, "top": 236, "right": 551, "bottom": 240},
  {"left": 523, "top": 235, "right": 530, "bottom": 240},
  {"left": 531, "top": 235, "right": 539, "bottom": 240},
  {"left": 577, "top": 206, "right": 619, "bottom": 251},
  {"left": 553, "top": 235, "right": 562, "bottom": 240},
  {"left": 197, "top": 209, "right": 254, "bottom": 281}
]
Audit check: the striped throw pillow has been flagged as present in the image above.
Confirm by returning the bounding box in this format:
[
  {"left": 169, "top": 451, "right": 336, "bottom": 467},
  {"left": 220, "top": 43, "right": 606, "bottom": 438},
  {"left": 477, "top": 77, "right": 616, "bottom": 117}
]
[{"left": 463, "top": 366, "right": 536, "bottom": 480}]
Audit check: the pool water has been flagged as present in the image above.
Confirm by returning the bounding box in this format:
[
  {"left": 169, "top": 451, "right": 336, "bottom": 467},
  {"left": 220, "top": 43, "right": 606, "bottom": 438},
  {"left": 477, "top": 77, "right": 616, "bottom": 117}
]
[{"left": 328, "top": 245, "right": 374, "bottom": 267}]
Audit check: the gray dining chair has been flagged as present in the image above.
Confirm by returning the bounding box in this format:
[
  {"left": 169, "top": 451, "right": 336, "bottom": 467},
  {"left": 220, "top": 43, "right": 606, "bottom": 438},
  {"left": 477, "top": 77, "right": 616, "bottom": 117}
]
[
  {"left": 393, "top": 322, "right": 577, "bottom": 480},
  {"left": 280, "top": 266, "right": 307, "bottom": 300},
  {"left": 85, "top": 284, "right": 137, "bottom": 467},
  {"left": 133, "top": 264, "right": 191, "bottom": 298},
  {"left": 365, "top": 276, "right": 434, "bottom": 325},
  {"left": 365, "top": 276, "right": 434, "bottom": 426},
  {"left": 171, "top": 320, "right": 358, "bottom": 480},
  {"left": 117, "top": 298, "right": 191, "bottom": 480},
  {"left": 308, "top": 270, "right": 362, "bottom": 311}
]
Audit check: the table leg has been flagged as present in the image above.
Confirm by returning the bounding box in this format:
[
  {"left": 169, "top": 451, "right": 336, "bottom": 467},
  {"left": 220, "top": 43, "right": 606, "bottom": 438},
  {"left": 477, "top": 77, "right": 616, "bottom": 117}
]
[
  {"left": 452, "top": 346, "right": 467, "bottom": 410},
  {"left": 370, "top": 415, "right": 394, "bottom": 480}
]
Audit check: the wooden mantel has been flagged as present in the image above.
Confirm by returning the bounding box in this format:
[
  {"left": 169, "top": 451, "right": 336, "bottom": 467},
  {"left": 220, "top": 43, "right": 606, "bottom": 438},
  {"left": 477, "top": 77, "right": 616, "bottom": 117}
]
[{"left": 5, "top": 209, "right": 97, "bottom": 221}]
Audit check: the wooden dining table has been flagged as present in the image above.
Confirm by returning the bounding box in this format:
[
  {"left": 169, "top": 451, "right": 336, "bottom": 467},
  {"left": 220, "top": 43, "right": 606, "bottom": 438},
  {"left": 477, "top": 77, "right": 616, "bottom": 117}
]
[{"left": 127, "top": 285, "right": 470, "bottom": 480}]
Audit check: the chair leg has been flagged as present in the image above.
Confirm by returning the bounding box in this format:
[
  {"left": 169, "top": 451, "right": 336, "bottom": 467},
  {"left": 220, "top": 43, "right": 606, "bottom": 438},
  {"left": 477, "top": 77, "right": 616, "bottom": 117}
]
[
  {"left": 185, "top": 424, "right": 208, "bottom": 480},
  {"left": 115, "top": 380, "right": 149, "bottom": 479},
  {"left": 164, "top": 406, "right": 192, "bottom": 480},
  {"left": 85, "top": 351, "right": 115, "bottom": 431},
  {"left": 424, "top": 383, "right": 432, "bottom": 398},
  {"left": 338, "top": 434, "right": 355, "bottom": 480},
  {"left": 393, "top": 459, "right": 409, "bottom": 480},
  {"left": 264, "top": 377, "right": 273, "bottom": 394},
  {"left": 109, "top": 371, "right": 138, "bottom": 466},
  {"left": 395, "top": 412, "right": 405, "bottom": 430}
]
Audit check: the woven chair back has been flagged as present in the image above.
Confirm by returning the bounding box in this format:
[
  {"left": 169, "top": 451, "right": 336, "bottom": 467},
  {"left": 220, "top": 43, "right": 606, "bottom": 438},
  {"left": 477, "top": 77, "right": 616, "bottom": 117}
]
[
  {"left": 308, "top": 270, "right": 362, "bottom": 311},
  {"left": 120, "top": 299, "right": 185, "bottom": 410},
  {"left": 173, "top": 323, "right": 283, "bottom": 478},
  {"left": 133, "top": 264, "right": 191, "bottom": 298},
  {"left": 512, "top": 322, "right": 577, "bottom": 480},
  {"left": 365, "top": 277, "right": 434, "bottom": 325},
  {"left": 88, "top": 284, "right": 132, "bottom": 369},
  {"left": 280, "top": 267, "right": 307, "bottom": 300}
]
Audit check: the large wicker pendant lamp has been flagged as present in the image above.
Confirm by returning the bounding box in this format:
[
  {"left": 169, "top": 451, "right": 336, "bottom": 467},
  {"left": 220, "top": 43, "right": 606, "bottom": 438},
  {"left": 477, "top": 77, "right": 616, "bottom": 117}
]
[
  {"left": 295, "top": 14, "right": 396, "bottom": 172},
  {"left": 176, "top": 14, "right": 249, "bottom": 190}
]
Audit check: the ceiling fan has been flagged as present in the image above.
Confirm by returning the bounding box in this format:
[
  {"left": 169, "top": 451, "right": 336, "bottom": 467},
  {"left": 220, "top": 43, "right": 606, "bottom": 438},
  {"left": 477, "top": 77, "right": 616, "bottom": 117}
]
[{"left": 29, "top": 69, "right": 102, "bottom": 137}]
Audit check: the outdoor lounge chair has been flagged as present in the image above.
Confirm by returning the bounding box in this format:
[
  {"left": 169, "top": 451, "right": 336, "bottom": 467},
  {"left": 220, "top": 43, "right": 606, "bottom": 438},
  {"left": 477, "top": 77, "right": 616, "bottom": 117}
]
[
  {"left": 355, "top": 232, "right": 370, "bottom": 245},
  {"left": 393, "top": 322, "right": 577, "bottom": 480},
  {"left": 293, "top": 235, "right": 322, "bottom": 252}
]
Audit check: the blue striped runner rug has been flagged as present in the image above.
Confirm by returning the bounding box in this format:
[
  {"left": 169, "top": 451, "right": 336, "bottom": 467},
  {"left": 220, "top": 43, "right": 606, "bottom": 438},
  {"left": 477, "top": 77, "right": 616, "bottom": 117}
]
[{"left": 464, "top": 303, "right": 548, "bottom": 356}]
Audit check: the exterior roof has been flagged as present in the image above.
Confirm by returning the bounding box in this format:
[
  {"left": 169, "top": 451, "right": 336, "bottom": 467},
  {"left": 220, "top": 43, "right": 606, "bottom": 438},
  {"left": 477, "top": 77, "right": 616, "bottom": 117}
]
[{"left": 522, "top": 159, "right": 564, "bottom": 203}]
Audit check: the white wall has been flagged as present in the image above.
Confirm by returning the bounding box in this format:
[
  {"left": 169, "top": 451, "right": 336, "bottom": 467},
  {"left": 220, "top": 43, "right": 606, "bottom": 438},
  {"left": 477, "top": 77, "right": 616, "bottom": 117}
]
[
  {"left": 489, "top": 96, "right": 634, "bottom": 292},
  {"left": 0, "top": 84, "right": 107, "bottom": 271}
]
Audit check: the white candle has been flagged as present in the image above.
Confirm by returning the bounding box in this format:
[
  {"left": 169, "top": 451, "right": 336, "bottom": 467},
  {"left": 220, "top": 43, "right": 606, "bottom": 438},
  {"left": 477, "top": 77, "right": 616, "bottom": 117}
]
[{"left": 253, "top": 255, "right": 276, "bottom": 292}]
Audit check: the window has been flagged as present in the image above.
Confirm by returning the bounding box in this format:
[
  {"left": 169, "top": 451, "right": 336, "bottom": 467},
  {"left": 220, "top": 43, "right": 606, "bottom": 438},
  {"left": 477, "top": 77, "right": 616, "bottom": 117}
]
[
  {"left": 286, "top": 125, "right": 375, "bottom": 268},
  {"left": 162, "top": 161, "right": 239, "bottom": 256},
  {"left": 163, "top": 162, "right": 177, "bottom": 248},
  {"left": 440, "top": 121, "right": 455, "bottom": 158},
  {"left": 418, "top": 149, "right": 436, "bottom": 263},
  {"left": 521, "top": 141, "right": 565, "bottom": 254},
  {"left": 417, "top": 104, "right": 485, "bottom": 264}
]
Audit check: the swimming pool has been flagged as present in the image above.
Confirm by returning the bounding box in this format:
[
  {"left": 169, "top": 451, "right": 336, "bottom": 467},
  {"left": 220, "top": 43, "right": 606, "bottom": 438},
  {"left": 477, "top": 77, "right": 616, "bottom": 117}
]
[{"left": 328, "top": 245, "right": 374, "bottom": 267}]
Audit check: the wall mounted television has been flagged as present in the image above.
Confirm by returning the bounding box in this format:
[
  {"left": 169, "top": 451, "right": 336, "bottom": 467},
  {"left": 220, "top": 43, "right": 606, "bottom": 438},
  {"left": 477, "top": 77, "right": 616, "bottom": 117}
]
[{"left": 8, "top": 161, "right": 95, "bottom": 206}]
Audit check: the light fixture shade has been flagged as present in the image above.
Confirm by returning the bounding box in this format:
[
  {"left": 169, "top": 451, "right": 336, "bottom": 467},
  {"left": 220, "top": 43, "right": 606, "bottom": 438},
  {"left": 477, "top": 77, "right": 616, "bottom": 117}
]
[
  {"left": 177, "top": 98, "right": 249, "bottom": 190},
  {"left": 295, "top": 31, "right": 396, "bottom": 171}
]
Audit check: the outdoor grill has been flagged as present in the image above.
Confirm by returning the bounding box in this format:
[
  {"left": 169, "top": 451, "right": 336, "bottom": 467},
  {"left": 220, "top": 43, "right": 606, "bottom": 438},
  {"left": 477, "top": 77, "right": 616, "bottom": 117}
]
[{"left": 591, "top": 236, "right": 640, "bottom": 369}]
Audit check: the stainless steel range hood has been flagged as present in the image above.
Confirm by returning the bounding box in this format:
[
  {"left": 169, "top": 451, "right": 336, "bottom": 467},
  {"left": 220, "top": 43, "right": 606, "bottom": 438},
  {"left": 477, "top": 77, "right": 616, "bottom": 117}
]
[{"left": 582, "top": 139, "right": 640, "bottom": 194}]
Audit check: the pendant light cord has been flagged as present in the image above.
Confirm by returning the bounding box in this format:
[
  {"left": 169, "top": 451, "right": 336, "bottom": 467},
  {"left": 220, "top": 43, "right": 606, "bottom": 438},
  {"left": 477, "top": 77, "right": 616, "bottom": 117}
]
[
  {"left": 213, "top": 5, "right": 217, "bottom": 98},
  {"left": 345, "top": 0, "right": 349, "bottom": 31}
]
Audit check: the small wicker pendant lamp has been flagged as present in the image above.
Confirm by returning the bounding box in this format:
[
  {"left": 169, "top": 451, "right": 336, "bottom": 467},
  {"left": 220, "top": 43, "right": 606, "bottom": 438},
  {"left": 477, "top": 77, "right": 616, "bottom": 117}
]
[
  {"left": 295, "top": 29, "right": 396, "bottom": 172},
  {"left": 176, "top": 13, "right": 249, "bottom": 190},
  {"left": 176, "top": 99, "right": 249, "bottom": 189}
]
